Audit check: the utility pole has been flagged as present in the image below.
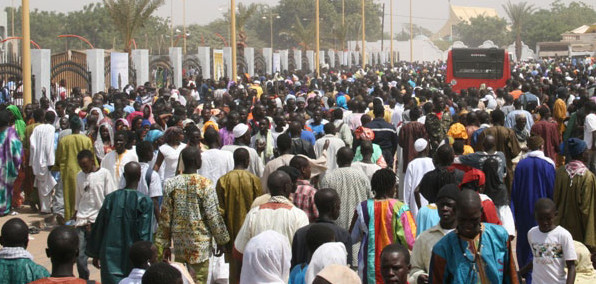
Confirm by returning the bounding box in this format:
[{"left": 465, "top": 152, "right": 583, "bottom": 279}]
[
  {"left": 315, "top": 0, "right": 320, "bottom": 76},
  {"left": 361, "top": 0, "right": 366, "bottom": 68},
  {"left": 381, "top": 3, "right": 385, "bottom": 52},
  {"left": 390, "top": 0, "right": 394, "bottom": 67},
  {"left": 231, "top": 0, "right": 237, "bottom": 82},
  {"left": 410, "top": 0, "right": 413, "bottom": 62},
  {"left": 170, "top": 0, "right": 174, "bottom": 47},
  {"left": 341, "top": 0, "right": 345, "bottom": 50},
  {"left": 22, "top": 0, "right": 31, "bottom": 105},
  {"left": 183, "top": 0, "right": 187, "bottom": 54}
]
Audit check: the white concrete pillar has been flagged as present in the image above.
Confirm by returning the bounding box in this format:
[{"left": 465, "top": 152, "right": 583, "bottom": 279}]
[
  {"left": 244, "top": 47, "right": 255, "bottom": 77},
  {"left": 263, "top": 48, "right": 273, "bottom": 75},
  {"left": 280, "top": 50, "right": 289, "bottom": 71},
  {"left": 31, "top": 49, "right": 51, "bottom": 101},
  {"left": 223, "top": 47, "right": 232, "bottom": 79},
  {"left": 197, "top": 46, "right": 211, "bottom": 79},
  {"left": 319, "top": 50, "right": 325, "bottom": 66},
  {"left": 328, "top": 50, "right": 335, "bottom": 68},
  {"left": 86, "top": 49, "right": 104, "bottom": 94},
  {"left": 347, "top": 51, "right": 353, "bottom": 67},
  {"left": 354, "top": 52, "right": 360, "bottom": 66},
  {"left": 131, "top": 49, "right": 149, "bottom": 87},
  {"left": 294, "top": 50, "right": 302, "bottom": 71},
  {"left": 306, "top": 50, "right": 314, "bottom": 72},
  {"left": 169, "top": 47, "right": 183, "bottom": 88},
  {"left": 273, "top": 53, "right": 281, "bottom": 73}
]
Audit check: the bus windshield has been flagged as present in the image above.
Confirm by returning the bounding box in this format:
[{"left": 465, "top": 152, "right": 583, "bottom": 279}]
[{"left": 451, "top": 49, "right": 505, "bottom": 79}]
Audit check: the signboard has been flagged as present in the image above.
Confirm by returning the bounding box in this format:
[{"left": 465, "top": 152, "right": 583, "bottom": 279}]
[
  {"left": 273, "top": 53, "right": 281, "bottom": 73},
  {"left": 213, "top": 49, "right": 224, "bottom": 80}
]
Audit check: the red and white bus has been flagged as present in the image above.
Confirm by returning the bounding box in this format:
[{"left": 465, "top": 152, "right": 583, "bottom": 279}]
[{"left": 446, "top": 48, "right": 511, "bottom": 92}]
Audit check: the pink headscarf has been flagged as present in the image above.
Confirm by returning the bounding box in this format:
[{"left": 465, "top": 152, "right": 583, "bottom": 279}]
[{"left": 141, "top": 104, "right": 155, "bottom": 124}]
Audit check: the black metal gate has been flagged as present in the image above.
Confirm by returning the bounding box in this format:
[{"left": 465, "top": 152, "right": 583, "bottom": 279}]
[
  {"left": 51, "top": 61, "right": 91, "bottom": 98},
  {"left": 149, "top": 56, "right": 173, "bottom": 88}
]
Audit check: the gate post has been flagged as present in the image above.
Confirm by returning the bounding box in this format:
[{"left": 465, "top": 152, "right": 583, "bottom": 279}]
[
  {"left": 131, "top": 49, "right": 149, "bottom": 87},
  {"left": 169, "top": 47, "right": 183, "bottom": 88},
  {"left": 223, "top": 47, "right": 232, "bottom": 80},
  {"left": 328, "top": 50, "right": 335, "bottom": 68},
  {"left": 280, "top": 50, "right": 288, "bottom": 72},
  {"left": 86, "top": 49, "right": 105, "bottom": 94},
  {"left": 31, "top": 49, "right": 50, "bottom": 101},
  {"left": 197, "top": 47, "right": 211, "bottom": 79},
  {"left": 244, "top": 47, "right": 254, "bottom": 77},
  {"left": 294, "top": 50, "right": 302, "bottom": 71},
  {"left": 306, "top": 50, "right": 314, "bottom": 73},
  {"left": 263, "top": 48, "right": 273, "bottom": 75}
]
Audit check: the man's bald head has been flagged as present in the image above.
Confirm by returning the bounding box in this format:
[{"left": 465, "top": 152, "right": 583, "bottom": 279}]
[
  {"left": 124, "top": 161, "right": 142, "bottom": 186},
  {"left": 0, "top": 218, "right": 29, "bottom": 248},
  {"left": 336, "top": 146, "right": 354, "bottom": 167},
  {"left": 456, "top": 189, "right": 483, "bottom": 239},
  {"left": 233, "top": 148, "right": 250, "bottom": 169},
  {"left": 267, "top": 170, "right": 293, "bottom": 197},
  {"left": 315, "top": 188, "right": 341, "bottom": 219},
  {"left": 482, "top": 135, "right": 496, "bottom": 151},
  {"left": 47, "top": 225, "right": 79, "bottom": 264}
]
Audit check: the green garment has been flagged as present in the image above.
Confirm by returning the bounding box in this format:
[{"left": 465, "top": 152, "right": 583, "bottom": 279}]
[
  {"left": 0, "top": 257, "right": 50, "bottom": 284},
  {"left": 353, "top": 143, "right": 383, "bottom": 164},
  {"left": 86, "top": 189, "right": 154, "bottom": 284},
  {"left": 6, "top": 105, "right": 26, "bottom": 140},
  {"left": 554, "top": 165, "right": 596, "bottom": 250},
  {"left": 52, "top": 134, "right": 95, "bottom": 220},
  {"left": 23, "top": 122, "right": 40, "bottom": 151}
]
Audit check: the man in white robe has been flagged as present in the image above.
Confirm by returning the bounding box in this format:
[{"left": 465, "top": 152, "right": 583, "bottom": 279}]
[
  {"left": 222, "top": 124, "right": 264, "bottom": 177},
  {"left": 101, "top": 131, "right": 138, "bottom": 186},
  {"left": 314, "top": 123, "right": 346, "bottom": 172},
  {"left": 30, "top": 111, "right": 58, "bottom": 213},
  {"left": 403, "top": 139, "right": 435, "bottom": 217}
]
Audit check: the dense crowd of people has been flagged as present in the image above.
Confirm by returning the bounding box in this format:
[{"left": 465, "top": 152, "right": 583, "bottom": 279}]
[{"left": 1, "top": 58, "right": 596, "bottom": 284}]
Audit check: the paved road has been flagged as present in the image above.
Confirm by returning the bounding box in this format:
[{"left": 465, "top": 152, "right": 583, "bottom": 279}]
[{"left": 0, "top": 207, "right": 101, "bottom": 282}]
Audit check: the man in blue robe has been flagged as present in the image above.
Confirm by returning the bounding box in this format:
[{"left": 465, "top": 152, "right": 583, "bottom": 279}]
[
  {"left": 511, "top": 136, "right": 555, "bottom": 283},
  {"left": 86, "top": 162, "right": 154, "bottom": 284},
  {"left": 429, "top": 189, "right": 519, "bottom": 284}
]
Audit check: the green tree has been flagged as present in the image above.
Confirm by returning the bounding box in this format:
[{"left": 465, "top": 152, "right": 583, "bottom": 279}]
[
  {"left": 279, "top": 16, "right": 316, "bottom": 52},
  {"left": 522, "top": 1, "right": 596, "bottom": 50},
  {"left": 503, "top": 1, "right": 534, "bottom": 61},
  {"left": 103, "top": 0, "right": 165, "bottom": 51},
  {"left": 454, "top": 16, "right": 511, "bottom": 47}
]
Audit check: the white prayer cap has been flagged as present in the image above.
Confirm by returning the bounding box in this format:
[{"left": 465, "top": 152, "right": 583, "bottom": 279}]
[
  {"left": 233, "top": 123, "right": 250, "bottom": 138},
  {"left": 414, "top": 138, "right": 428, "bottom": 152}
]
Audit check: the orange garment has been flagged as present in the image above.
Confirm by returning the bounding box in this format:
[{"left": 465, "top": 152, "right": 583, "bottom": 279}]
[
  {"left": 553, "top": 98, "right": 567, "bottom": 135},
  {"left": 510, "top": 90, "right": 522, "bottom": 100}
]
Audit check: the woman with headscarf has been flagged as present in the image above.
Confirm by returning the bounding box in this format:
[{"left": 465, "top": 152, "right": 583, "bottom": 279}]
[
  {"left": 353, "top": 126, "right": 388, "bottom": 168},
  {"left": 141, "top": 104, "right": 155, "bottom": 124},
  {"left": 240, "top": 230, "right": 292, "bottom": 284},
  {"left": 0, "top": 110, "right": 23, "bottom": 216},
  {"left": 115, "top": 118, "right": 130, "bottom": 131},
  {"left": 7, "top": 105, "right": 26, "bottom": 140},
  {"left": 126, "top": 110, "right": 144, "bottom": 127},
  {"left": 304, "top": 242, "right": 348, "bottom": 284},
  {"left": 94, "top": 123, "right": 114, "bottom": 163}
]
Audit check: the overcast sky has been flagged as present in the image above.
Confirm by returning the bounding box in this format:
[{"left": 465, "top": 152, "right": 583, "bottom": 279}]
[{"left": 0, "top": 0, "right": 588, "bottom": 33}]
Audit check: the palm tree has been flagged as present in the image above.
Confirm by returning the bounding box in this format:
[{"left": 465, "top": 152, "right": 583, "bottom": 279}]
[
  {"left": 235, "top": 3, "right": 258, "bottom": 49},
  {"left": 280, "top": 16, "right": 315, "bottom": 52},
  {"left": 503, "top": 1, "right": 534, "bottom": 61},
  {"left": 103, "top": 0, "right": 165, "bottom": 52}
]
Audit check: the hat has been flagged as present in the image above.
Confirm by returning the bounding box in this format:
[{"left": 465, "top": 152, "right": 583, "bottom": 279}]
[
  {"left": 589, "top": 76, "right": 595, "bottom": 83},
  {"left": 447, "top": 123, "right": 468, "bottom": 140},
  {"left": 436, "top": 184, "right": 461, "bottom": 202},
  {"left": 414, "top": 138, "right": 428, "bottom": 152},
  {"left": 527, "top": 135, "right": 544, "bottom": 151},
  {"left": 355, "top": 127, "right": 375, "bottom": 141},
  {"left": 233, "top": 123, "right": 250, "bottom": 138},
  {"left": 296, "top": 97, "right": 306, "bottom": 103},
  {"left": 316, "top": 264, "right": 360, "bottom": 284},
  {"left": 460, "top": 169, "right": 486, "bottom": 189},
  {"left": 568, "top": 138, "right": 587, "bottom": 157}
]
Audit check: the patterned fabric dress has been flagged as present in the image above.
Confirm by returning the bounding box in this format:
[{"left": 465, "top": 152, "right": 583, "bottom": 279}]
[
  {"left": 0, "top": 127, "right": 23, "bottom": 216},
  {"left": 352, "top": 199, "right": 417, "bottom": 284}
]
